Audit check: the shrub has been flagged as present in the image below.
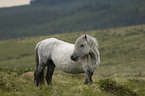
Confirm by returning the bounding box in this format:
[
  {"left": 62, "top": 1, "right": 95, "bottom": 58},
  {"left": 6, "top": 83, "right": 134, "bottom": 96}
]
[{"left": 98, "top": 79, "right": 138, "bottom": 96}]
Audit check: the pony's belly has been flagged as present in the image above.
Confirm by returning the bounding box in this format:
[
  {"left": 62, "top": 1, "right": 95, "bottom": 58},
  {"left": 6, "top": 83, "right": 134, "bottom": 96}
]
[
  {"left": 56, "top": 64, "right": 84, "bottom": 74},
  {"left": 52, "top": 55, "right": 84, "bottom": 73},
  {"left": 51, "top": 45, "right": 84, "bottom": 74},
  {"left": 55, "top": 61, "right": 84, "bottom": 74}
]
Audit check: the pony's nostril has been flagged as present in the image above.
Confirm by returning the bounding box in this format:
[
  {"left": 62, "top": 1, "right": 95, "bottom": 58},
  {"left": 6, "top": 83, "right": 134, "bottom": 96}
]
[
  {"left": 71, "top": 55, "right": 78, "bottom": 61},
  {"left": 71, "top": 55, "right": 74, "bottom": 60}
]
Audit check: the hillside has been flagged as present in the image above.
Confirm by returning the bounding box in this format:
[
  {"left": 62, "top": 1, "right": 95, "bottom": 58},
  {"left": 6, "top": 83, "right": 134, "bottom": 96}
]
[
  {"left": 0, "top": 25, "right": 145, "bottom": 95},
  {"left": 0, "top": 0, "right": 145, "bottom": 39}
]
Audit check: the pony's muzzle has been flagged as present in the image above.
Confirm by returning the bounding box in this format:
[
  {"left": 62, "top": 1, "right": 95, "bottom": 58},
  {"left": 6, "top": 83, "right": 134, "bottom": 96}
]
[{"left": 70, "top": 54, "right": 79, "bottom": 61}]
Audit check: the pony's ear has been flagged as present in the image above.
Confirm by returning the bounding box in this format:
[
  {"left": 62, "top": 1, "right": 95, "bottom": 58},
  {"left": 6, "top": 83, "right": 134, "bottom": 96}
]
[{"left": 84, "top": 34, "right": 87, "bottom": 41}]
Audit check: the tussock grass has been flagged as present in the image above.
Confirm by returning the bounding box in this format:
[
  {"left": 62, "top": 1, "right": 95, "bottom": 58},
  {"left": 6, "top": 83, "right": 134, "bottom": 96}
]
[
  {"left": 0, "top": 69, "right": 144, "bottom": 96},
  {"left": 98, "top": 79, "right": 138, "bottom": 96}
]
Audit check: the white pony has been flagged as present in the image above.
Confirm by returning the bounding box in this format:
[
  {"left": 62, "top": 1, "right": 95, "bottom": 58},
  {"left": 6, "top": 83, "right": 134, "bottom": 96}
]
[{"left": 34, "top": 34, "right": 100, "bottom": 86}]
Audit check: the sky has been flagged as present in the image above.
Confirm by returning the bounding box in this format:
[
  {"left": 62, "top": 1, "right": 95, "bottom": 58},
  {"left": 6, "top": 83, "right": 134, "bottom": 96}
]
[{"left": 0, "top": 0, "right": 31, "bottom": 8}]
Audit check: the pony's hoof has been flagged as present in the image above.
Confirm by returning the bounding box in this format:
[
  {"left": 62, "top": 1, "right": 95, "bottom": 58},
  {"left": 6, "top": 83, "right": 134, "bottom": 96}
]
[
  {"left": 84, "top": 81, "right": 93, "bottom": 84},
  {"left": 84, "top": 82, "right": 89, "bottom": 84}
]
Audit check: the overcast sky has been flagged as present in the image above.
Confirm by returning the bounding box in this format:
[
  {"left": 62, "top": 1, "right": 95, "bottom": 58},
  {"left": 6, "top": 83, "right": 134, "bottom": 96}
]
[{"left": 0, "top": 0, "right": 30, "bottom": 8}]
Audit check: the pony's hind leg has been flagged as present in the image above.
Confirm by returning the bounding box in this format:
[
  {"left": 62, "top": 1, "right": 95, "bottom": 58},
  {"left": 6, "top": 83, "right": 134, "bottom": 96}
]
[
  {"left": 34, "top": 64, "right": 45, "bottom": 86},
  {"left": 45, "top": 60, "right": 55, "bottom": 85}
]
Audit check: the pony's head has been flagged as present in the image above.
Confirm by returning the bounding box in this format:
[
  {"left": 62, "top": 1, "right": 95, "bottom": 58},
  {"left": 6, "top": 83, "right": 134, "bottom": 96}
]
[{"left": 71, "top": 34, "right": 98, "bottom": 61}]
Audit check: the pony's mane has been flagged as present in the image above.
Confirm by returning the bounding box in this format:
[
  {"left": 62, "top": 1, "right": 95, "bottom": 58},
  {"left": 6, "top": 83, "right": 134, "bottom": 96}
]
[
  {"left": 87, "top": 35, "right": 98, "bottom": 49},
  {"left": 79, "top": 34, "right": 98, "bottom": 50}
]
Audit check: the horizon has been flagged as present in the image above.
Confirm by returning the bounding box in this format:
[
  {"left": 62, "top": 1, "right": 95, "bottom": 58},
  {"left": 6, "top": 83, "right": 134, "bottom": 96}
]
[{"left": 0, "top": 0, "right": 31, "bottom": 8}]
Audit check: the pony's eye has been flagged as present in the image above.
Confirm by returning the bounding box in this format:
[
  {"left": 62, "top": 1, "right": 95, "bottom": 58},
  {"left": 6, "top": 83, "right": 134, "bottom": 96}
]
[{"left": 80, "top": 44, "right": 85, "bottom": 47}]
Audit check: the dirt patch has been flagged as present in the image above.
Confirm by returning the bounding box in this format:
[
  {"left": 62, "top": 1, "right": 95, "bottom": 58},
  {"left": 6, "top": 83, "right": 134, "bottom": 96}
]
[{"left": 21, "top": 72, "right": 34, "bottom": 77}]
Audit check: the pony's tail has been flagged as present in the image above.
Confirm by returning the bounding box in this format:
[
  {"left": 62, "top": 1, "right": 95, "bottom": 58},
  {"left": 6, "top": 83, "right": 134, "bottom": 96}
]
[
  {"left": 35, "top": 42, "right": 40, "bottom": 71},
  {"left": 34, "top": 42, "right": 44, "bottom": 86}
]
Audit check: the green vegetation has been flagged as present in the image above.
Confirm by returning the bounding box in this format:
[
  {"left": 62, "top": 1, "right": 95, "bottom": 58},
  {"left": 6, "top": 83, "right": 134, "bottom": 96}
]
[
  {"left": 0, "top": 25, "right": 145, "bottom": 95},
  {"left": 0, "top": 0, "right": 145, "bottom": 39}
]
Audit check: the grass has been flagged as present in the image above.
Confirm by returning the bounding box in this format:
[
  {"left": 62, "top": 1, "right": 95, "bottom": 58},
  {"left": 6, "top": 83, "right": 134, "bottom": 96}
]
[
  {"left": 0, "top": 24, "right": 145, "bottom": 95},
  {"left": 0, "top": 68, "right": 142, "bottom": 96}
]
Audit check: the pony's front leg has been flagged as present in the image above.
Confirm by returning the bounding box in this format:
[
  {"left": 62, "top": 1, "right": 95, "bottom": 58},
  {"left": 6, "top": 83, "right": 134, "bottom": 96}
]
[
  {"left": 84, "top": 67, "right": 93, "bottom": 84},
  {"left": 82, "top": 56, "right": 94, "bottom": 84}
]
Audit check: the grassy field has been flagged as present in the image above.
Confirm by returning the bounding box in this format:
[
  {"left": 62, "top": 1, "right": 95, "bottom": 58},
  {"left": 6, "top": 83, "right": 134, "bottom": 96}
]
[{"left": 0, "top": 25, "right": 145, "bottom": 96}]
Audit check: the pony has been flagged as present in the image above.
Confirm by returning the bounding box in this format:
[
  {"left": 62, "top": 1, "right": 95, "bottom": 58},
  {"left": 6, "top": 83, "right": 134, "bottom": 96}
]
[{"left": 34, "top": 34, "right": 100, "bottom": 86}]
